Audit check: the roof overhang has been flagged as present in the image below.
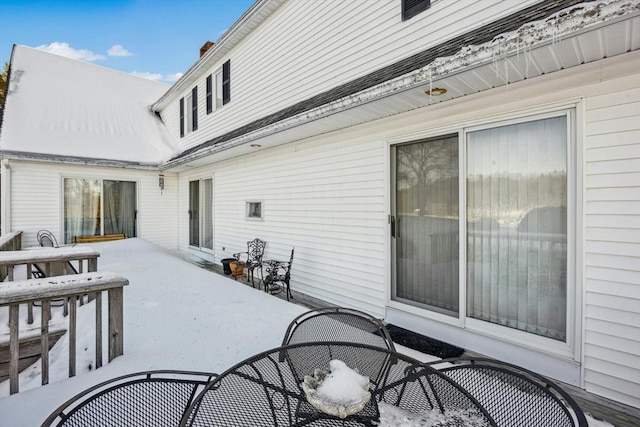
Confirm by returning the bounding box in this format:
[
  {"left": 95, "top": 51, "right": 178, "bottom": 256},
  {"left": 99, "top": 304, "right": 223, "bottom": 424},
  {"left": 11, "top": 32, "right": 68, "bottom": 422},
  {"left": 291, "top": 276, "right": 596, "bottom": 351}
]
[
  {"left": 0, "top": 150, "right": 160, "bottom": 170},
  {"left": 161, "top": 2, "right": 640, "bottom": 172}
]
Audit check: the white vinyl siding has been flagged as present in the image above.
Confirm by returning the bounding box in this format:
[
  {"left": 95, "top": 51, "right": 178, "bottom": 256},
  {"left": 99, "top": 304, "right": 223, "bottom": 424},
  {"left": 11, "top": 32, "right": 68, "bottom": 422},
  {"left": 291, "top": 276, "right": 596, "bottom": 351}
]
[
  {"left": 160, "top": 0, "right": 539, "bottom": 150},
  {"left": 7, "top": 161, "right": 179, "bottom": 250},
  {"left": 583, "top": 86, "right": 640, "bottom": 408},
  {"left": 178, "top": 137, "right": 387, "bottom": 316}
]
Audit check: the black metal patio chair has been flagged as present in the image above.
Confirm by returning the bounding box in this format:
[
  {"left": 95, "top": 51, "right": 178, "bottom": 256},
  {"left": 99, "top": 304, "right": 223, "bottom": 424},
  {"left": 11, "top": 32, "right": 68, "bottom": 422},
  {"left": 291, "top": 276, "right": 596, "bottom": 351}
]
[
  {"left": 180, "top": 342, "right": 496, "bottom": 427},
  {"left": 37, "top": 229, "right": 60, "bottom": 248},
  {"left": 425, "top": 357, "right": 589, "bottom": 427},
  {"left": 41, "top": 370, "right": 217, "bottom": 427},
  {"left": 233, "top": 238, "right": 266, "bottom": 287},
  {"left": 282, "top": 307, "right": 395, "bottom": 352},
  {"left": 263, "top": 247, "right": 294, "bottom": 300}
]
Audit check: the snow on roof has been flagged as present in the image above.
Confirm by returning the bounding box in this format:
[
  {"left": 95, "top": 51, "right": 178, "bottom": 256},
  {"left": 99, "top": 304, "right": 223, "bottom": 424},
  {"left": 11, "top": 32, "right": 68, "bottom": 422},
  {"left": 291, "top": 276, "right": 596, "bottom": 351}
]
[{"left": 0, "top": 46, "right": 179, "bottom": 165}]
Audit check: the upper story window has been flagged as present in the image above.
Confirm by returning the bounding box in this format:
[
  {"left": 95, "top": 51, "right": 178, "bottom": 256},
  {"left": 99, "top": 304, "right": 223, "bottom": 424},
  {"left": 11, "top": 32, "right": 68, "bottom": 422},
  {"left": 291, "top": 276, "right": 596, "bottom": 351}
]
[
  {"left": 181, "top": 86, "right": 199, "bottom": 137},
  {"left": 402, "top": 0, "right": 430, "bottom": 21},
  {"left": 216, "top": 59, "right": 231, "bottom": 108}
]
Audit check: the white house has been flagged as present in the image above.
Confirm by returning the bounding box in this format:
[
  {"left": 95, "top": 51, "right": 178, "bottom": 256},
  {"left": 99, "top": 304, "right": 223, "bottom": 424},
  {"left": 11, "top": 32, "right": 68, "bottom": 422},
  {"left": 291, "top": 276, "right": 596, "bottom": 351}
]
[{"left": 1, "top": 0, "right": 639, "bottom": 409}]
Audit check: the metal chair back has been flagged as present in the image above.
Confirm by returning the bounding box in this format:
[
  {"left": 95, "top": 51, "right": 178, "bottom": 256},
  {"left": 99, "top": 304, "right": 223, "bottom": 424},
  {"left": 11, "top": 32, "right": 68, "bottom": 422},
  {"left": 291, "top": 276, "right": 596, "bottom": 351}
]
[
  {"left": 180, "top": 342, "right": 495, "bottom": 427},
  {"left": 282, "top": 307, "right": 396, "bottom": 352},
  {"left": 42, "top": 370, "right": 216, "bottom": 427},
  {"left": 263, "top": 247, "right": 294, "bottom": 300},
  {"left": 426, "top": 358, "right": 588, "bottom": 427},
  {"left": 37, "top": 229, "right": 59, "bottom": 247}
]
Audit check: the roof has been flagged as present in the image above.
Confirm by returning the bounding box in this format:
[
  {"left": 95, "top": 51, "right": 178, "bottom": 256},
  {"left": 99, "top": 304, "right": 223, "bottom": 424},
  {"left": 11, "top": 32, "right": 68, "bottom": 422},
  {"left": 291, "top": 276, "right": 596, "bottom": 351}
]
[{"left": 0, "top": 45, "right": 178, "bottom": 166}]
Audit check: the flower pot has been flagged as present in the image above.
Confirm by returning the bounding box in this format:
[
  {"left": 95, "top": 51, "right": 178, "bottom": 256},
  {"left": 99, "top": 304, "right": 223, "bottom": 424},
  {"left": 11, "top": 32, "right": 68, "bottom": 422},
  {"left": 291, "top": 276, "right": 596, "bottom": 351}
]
[
  {"left": 230, "top": 261, "right": 245, "bottom": 278},
  {"left": 221, "top": 258, "right": 236, "bottom": 275}
]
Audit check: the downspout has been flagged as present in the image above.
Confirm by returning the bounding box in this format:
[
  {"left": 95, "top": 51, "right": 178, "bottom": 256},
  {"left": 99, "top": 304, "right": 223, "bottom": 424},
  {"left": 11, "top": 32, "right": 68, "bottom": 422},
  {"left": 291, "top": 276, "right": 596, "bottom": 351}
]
[{"left": 1, "top": 159, "right": 10, "bottom": 235}]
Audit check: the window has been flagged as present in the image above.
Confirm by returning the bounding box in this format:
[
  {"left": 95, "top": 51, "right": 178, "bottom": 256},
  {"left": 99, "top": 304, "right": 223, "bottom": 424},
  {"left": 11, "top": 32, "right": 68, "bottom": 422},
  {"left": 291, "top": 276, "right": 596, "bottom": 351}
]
[
  {"left": 392, "top": 112, "right": 571, "bottom": 344},
  {"left": 215, "top": 59, "right": 231, "bottom": 108},
  {"left": 402, "top": 0, "right": 430, "bottom": 20},
  {"left": 186, "top": 94, "right": 193, "bottom": 133},
  {"left": 215, "top": 71, "right": 223, "bottom": 108},
  {"left": 246, "top": 201, "right": 262, "bottom": 220},
  {"left": 182, "top": 87, "right": 198, "bottom": 135},
  {"left": 64, "top": 178, "right": 137, "bottom": 244},
  {"left": 206, "top": 74, "right": 213, "bottom": 114}
]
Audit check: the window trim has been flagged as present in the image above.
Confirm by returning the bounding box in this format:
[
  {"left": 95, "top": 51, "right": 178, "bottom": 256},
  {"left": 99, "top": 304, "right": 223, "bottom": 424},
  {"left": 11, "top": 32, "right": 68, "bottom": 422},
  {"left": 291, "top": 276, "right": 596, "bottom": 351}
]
[{"left": 245, "top": 200, "right": 263, "bottom": 220}]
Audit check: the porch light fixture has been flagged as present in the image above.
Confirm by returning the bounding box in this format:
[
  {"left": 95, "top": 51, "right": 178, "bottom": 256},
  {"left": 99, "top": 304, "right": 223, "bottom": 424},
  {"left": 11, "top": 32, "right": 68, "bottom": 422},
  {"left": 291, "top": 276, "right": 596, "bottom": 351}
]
[
  {"left": 425, "top": 87, "right": 447, "bottom": 96},
  {"left": 159, "top": 173, "right": 165, "bottom": 191}
]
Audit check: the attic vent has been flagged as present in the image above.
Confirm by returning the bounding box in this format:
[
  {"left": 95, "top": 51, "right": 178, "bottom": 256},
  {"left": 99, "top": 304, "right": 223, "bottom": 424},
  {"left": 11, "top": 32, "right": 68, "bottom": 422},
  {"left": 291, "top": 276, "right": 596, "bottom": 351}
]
[
  {"left": 200, "top": 41, "right": 214, "bottom": 58},
  {"left": 402, "top": 0, "right": 430, "bottom": 21}
]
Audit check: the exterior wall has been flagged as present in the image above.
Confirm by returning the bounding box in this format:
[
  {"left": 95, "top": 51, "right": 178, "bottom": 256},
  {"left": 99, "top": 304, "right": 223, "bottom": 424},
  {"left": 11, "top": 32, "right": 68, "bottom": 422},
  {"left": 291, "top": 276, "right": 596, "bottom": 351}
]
[
  {"left": 160, "top": 0, "right": 540, "bottom": 151},
  {"left": 583, "top": 86, "right": 640, "bottom": 407},
  {"left": 178, "top": 54, "right": 640, "bottom": 404},
  {"left": 5, "top": 161, "right": 179, "bottom": 249},
  {"left": 178, "top": 135, "right": 388, "bottom": 316}
]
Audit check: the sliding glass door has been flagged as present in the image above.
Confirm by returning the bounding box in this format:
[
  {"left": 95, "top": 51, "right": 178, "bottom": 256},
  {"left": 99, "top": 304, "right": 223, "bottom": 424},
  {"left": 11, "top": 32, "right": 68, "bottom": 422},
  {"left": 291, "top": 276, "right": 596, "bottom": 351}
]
[
  {"left": 391, "top": 113, "right": 570, "bottom": 342},
  {"left": 64, "top": 178, "right": 137, "bottom": 244}
]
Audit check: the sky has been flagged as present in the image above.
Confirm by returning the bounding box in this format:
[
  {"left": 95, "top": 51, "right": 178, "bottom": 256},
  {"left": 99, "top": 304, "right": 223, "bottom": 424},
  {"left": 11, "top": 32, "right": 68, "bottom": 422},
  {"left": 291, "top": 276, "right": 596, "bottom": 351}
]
[{"left": 0, "top": 0, "right": 255, "bottom": 83}]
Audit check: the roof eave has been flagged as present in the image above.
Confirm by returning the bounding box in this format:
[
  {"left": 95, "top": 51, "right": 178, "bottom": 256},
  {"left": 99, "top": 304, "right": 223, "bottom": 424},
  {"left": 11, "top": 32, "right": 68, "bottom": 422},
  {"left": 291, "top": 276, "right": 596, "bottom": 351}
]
[
  {"left": 0, "top": 150, "right": 161, "bottom": 170},
  {"left": 161, "top": 6, "right": 640, "bottom": 171}
]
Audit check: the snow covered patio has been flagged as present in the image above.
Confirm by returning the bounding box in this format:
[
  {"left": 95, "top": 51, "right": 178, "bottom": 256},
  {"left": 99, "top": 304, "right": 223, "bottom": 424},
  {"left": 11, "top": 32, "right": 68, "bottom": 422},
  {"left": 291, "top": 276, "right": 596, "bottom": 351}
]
[{"left": 0, "top": 238, "right": 620, "bottom": 426}]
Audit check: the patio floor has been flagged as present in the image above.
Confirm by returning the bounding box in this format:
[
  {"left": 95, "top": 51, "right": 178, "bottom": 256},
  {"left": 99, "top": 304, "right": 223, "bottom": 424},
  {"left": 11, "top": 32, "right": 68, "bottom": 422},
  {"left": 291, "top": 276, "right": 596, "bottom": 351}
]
[
  {"left": 0, "top": 238, "right": 637, "bottom": 426},
  {"left": 189, "top": 252, "right": 640, "bottom": 427}
]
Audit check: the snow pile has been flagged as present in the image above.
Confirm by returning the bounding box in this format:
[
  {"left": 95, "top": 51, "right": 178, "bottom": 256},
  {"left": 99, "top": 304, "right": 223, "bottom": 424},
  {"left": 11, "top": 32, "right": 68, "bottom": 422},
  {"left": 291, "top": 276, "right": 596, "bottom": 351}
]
[
  {"left": 302, "top": 359, "right": 371, "bottom": 418},
  {"left": 376, "top": 402, "right": 491, "bottom": 427},
  {"left": 424, "top": 0, "right": 640, "bottom": 79}
]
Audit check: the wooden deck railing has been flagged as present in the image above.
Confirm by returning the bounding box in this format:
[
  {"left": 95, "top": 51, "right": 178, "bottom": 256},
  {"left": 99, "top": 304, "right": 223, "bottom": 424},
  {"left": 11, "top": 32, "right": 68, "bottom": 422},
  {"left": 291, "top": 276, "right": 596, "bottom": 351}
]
[
  {"left": 0, "top": 246, "right": 100, "bottom": 324},
  {"left": 0, "top": 272, "right": 129, "bottom": 395},
  {"left": 0, "top": 231, "right": 23, "bottom": 281}
]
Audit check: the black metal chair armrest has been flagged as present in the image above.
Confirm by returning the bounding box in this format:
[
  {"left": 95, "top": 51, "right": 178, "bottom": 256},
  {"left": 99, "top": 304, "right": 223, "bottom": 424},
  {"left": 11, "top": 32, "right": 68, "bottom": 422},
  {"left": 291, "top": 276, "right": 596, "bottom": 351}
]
[{"left": 232, "top": 251, "right": 247, "bottom": 260}]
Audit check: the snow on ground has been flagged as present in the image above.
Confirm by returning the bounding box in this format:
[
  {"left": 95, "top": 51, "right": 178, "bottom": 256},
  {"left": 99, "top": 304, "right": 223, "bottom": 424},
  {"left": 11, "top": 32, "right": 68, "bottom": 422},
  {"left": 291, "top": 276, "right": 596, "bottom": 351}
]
[
  {"left": 0, "top": 239, "right": 613, "bottom": 426},
  {"left": 0, "top": 238, "right": 307, "bottom": 426}
]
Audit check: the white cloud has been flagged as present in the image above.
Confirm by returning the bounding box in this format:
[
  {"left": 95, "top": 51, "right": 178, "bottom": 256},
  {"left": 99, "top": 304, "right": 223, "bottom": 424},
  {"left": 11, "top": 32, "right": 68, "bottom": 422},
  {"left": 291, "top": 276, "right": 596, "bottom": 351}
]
[
  {"left": 35, "top": 42, "right": 105, "bottom": 61},
  {"left": 129, "top": 71, "right": 163, "bottom": 81},
  {"left": 164, "top": 72, "right": 184, "bottom": 83},
  {"left": 107, "top": 44, "right": 133, "bottom": 57}
]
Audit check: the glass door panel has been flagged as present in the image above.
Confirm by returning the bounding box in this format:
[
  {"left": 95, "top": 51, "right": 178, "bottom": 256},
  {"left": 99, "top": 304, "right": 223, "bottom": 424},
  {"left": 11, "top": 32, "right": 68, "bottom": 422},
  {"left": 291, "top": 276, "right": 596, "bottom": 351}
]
[
  {"left": 201, "top": 179, "right": 213, "bottom": 250},
  {"left": 189, "top": 180, "right": 200, "bottom": 247},
  {"left": 103, "top": 180, "right": 136, "bottom": 237},
  {"left": 466, "top": 116, "right": 568, "bottom": 341},
  {"left": 392, "top": 135, "right": 460, "bottom": 315},
  {"left": 64, "top": 178, "right": 101, "bottom": 244}
]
